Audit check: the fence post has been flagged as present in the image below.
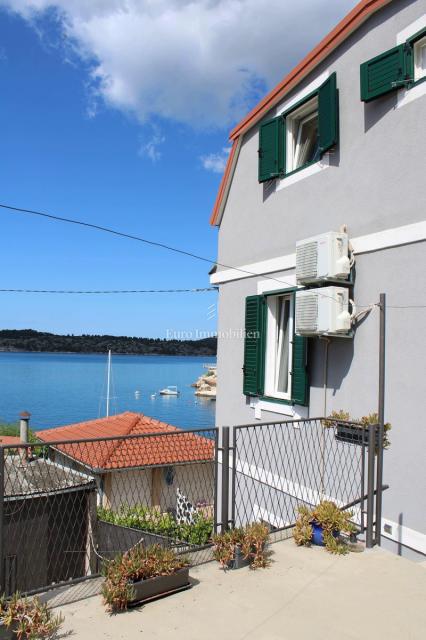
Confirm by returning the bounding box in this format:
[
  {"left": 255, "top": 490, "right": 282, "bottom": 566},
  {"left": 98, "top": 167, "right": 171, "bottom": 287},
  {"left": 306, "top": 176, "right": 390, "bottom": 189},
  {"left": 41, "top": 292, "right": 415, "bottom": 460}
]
[
  {"left": 366, "top": 423, "right": 376, "bottom": 549},
  {"left": 221, "top": 427, "right": 230, "bottom": 532},
  {"left": 0, "top": 448, "right": 4, "bottom": 594},
  {"left": 213, "top": 428, "right": 219, "bottom": 534},
  {"left": 375, "top": 292, "right": 386, "bottom": 546}
]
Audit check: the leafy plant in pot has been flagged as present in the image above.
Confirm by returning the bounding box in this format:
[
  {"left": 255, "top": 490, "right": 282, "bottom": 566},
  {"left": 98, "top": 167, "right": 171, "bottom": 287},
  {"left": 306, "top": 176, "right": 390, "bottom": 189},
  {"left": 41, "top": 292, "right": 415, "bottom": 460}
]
[
  {"left": 322, "top": 410, "right": 391, "bottom": 449},
  {"left": 212, "top": 522, "right": 270, "bottom": 570},
  {"left": 293, "top": 501, "right": 356, "bottom": 555},
  {"left": 0, "top": 592, "right": 63, "bottom": 640},
  {"left": 102, "top": 544, "right": 190, "bottom": 612}
]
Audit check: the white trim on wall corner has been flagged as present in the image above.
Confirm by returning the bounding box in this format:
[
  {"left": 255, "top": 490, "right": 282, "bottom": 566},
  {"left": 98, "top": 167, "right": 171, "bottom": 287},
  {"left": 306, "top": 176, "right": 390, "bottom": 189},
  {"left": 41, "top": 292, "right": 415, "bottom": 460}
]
[
  {"left": 211, "top": 253, "right": 296, "bottom": 285},
  {"left": 210, "top": 221, "right": 426, "bottom": 285},
  {"left": 381, "top": 518, "right": 426, "bottom": 555}
]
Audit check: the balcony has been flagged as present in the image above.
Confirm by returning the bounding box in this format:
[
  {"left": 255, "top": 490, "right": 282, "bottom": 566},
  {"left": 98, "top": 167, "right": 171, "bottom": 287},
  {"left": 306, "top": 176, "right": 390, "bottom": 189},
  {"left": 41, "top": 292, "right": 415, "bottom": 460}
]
[
  {"left": 1, "top": 418, "right": 424, "bottom": 639},
  {"left": 52, "top": 536, "right": 426, "bottom": 639}
]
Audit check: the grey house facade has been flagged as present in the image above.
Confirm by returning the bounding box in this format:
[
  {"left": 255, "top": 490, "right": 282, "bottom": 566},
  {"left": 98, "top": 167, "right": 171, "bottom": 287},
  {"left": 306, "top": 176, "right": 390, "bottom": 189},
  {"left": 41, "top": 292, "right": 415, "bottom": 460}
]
[{"left": 210, "top": 0, "right": 426, "bottom": 559}]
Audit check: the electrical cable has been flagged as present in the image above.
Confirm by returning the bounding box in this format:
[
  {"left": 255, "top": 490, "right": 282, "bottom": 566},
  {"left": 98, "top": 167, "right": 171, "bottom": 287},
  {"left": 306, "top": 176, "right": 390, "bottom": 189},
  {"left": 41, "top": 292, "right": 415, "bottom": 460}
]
[
  {"left": 0, "top": 287, "right": 217, "bottom": 294},
  {"left": 1, "top": 202, "right": 425, "bottom": 309},
  {"left": 0, "top": 202, "right": 366, "bottom": 307}
]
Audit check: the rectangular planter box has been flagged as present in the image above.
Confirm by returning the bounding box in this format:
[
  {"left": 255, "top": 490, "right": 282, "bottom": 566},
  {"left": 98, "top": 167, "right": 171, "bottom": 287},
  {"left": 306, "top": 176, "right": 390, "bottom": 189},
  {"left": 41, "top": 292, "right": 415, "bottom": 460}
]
[
  {"left": 335, "top": 423, "right": 378, "bottom": 446},
  {"left": 0, "top": 623, "right": 16, "bottom": 640},
  {"left": 129, "top": 567, "right": 191, "bottom": 606}
]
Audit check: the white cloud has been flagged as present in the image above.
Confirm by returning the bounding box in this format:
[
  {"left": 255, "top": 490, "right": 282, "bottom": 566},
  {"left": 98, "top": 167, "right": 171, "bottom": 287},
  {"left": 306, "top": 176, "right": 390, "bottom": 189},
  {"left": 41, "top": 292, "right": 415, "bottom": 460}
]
[
  {"left": 201, "top": 146, "right": 231, "bottom": 173},
  {"left": 138, "top": 125, "right": 165, "bottom": 162},
  {"left": 1, "top": 0, "right": 356, "bottom": 129}
]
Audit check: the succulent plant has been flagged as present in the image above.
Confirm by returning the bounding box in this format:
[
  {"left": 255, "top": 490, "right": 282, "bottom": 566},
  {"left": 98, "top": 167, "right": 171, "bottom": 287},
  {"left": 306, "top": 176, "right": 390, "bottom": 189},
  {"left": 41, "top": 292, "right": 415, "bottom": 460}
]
[
  {"left": 293, "top": 501, "right": 356, "bottom": 555},
  {"left": 101, "top": 544, "right": 189, "bottom": 612},
  {"left": 212, "top": 522, "right": 270, "bottom": 570},
  {"left": 0, "top": 593, "right": 63, "bottom": 639}
]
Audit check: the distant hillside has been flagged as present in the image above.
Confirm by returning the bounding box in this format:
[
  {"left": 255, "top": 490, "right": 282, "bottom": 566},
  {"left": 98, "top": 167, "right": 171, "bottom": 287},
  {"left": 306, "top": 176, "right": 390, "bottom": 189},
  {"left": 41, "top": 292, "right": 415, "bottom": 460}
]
[{"left": 0, "top": 329, "right": 217, "bottom": 356}]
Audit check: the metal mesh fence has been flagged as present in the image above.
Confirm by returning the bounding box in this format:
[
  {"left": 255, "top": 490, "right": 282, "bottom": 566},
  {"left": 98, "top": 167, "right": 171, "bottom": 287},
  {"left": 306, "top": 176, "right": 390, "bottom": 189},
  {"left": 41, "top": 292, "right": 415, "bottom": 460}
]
[
  {"left": 232, "top": 418, "right": 367, "bottom": 540},
  {"left": 0, "top": 428, "right": 217, "bottom": 598}
]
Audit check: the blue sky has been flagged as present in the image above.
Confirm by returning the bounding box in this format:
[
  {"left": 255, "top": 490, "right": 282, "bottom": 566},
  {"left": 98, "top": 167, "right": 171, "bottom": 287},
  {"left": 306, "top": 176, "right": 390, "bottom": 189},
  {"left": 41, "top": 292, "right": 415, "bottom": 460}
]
[{"left": 0, "top": 1, "right": 354, "bottom": 338}]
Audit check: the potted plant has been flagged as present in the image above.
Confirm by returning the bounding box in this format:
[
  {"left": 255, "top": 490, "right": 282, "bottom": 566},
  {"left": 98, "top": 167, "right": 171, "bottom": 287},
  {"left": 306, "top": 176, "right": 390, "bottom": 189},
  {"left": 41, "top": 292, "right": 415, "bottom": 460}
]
[
  {"left": 359, "top": 412, "right": 391, "bottom": 449},
  {"left": 322, "top": 410, "right": 364, "bottom": 444},
  {"left": 0, "top": 592, "right": 63, "bottom": 640},
  {"left": 212, "top": 522, "right": 269, "bottom": 570},
  {"left": 102, "top": 544, "right": 191, "bottom": 612},
  {"left": 293, "top": 501, "right": 356, "bottom": 555},
  {"left": 322, "top": 410, "right": 391, "bottom": 449}
]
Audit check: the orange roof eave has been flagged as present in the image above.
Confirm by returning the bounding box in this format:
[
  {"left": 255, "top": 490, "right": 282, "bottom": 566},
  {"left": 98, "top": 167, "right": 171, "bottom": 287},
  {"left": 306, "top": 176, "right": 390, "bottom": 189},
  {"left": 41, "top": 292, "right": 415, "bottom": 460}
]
[{"left": 210, "top": 0, "right": 392, "bottom": 226}]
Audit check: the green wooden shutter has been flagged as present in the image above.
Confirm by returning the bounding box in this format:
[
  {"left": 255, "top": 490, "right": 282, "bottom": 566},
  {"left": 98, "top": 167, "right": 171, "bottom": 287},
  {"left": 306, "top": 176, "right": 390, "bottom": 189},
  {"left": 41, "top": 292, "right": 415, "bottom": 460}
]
[
  {"left": 318, "top": 72, "right": 339, "bottom": 155},
  {"left": 258, "top": 117, "right": 285, "bottom": 183},
  {"left": 360, "top": 44, "right": 409, "bottom": 101},
  {"left": 291, "top": 334, "right": 308, "bottom": 406},
  {"left": 243, "top": 296, "right": 264, "bottom": 396}
]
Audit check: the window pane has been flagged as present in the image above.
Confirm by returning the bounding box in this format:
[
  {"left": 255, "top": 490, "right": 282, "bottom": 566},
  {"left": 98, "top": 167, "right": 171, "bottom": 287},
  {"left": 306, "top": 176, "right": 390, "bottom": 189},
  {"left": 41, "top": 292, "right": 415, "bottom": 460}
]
[
  {"left": 415, "top": 37, "right": 426, "bottom": 81},
  {"left": 295, "top": 114, "right": 318, "bottom": 169},
  {"left": 275, "top": 297, "right": 291, "bottom": 394}
]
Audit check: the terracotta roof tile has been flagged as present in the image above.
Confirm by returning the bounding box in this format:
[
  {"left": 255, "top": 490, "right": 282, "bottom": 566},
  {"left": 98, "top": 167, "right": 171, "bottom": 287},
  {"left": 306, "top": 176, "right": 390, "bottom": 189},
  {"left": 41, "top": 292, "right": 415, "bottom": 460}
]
[
  {"left": 37, "top": 412, "right": 214, "bottom": 470},
  {"left": 0, "top": 436, "right": 21, "bottom": 445}
]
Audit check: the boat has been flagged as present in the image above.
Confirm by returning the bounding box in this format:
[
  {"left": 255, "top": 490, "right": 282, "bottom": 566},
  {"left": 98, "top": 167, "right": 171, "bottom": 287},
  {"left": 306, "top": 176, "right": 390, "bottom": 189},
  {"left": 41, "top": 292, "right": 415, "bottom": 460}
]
[{"left": 159, "top": 385, "right": 180, "bottom": 396}]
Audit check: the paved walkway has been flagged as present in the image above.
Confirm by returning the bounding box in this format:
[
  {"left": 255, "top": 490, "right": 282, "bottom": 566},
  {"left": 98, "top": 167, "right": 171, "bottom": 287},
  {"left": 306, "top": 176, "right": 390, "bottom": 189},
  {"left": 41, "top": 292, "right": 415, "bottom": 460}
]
[{"left": 56, "top": 541, "right": 426, "bottom": 640}]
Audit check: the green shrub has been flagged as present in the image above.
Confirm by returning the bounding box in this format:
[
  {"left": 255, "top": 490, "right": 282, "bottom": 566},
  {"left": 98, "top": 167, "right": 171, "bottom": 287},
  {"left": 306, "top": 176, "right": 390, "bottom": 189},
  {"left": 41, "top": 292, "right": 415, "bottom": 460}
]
[{"left": 98, "top": 505, "right": 213, "bottom": 546}]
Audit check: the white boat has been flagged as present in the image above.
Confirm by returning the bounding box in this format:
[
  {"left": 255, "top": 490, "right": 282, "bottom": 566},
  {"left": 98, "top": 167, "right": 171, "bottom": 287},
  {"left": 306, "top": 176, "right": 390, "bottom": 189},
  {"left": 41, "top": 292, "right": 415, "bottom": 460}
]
[{"left": 159, "top": 385, "right": 180, "bottom": 396}]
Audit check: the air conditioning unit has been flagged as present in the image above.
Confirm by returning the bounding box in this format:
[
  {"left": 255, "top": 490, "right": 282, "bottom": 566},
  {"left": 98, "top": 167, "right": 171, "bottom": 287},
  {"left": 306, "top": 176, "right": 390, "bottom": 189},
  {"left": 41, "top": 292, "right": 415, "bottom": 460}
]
[
  {"left": 296, "top": 231, "right": 350, "bottom": 285},
  {"left": 295, "top": 287, "right": 352, "bottom": 336}
]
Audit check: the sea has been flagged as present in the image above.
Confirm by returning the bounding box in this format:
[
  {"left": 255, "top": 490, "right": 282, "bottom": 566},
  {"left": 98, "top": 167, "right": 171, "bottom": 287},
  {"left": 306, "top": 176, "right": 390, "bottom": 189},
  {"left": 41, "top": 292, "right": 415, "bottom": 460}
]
[{"left": 0, "top": 352, "right": 216, "bottom": 431}]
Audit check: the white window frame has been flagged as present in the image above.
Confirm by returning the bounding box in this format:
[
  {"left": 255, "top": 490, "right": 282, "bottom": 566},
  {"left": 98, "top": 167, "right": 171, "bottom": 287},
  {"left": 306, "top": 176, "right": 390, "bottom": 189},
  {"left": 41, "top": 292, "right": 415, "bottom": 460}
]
[
  {"left": 286, "top": 96, "right": 319, "bottom": 174},
  {"left": 264, "top": 293, "right": 294, "bottom": 401},
  {"left": 414, "top": 35, "right": 426, "bottom": 82}
]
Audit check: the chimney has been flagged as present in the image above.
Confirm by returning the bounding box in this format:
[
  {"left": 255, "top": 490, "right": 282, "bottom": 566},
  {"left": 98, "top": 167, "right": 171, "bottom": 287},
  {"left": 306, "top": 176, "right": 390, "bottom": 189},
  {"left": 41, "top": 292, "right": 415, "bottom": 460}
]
[{"left": 19, "top": 411, "right": 31, "bottom": 444}]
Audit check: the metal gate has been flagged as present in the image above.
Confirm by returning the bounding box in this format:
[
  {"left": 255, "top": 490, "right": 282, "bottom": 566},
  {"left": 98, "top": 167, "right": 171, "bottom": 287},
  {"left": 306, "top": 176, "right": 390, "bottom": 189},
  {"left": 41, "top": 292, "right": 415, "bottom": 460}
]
[{"left": 224, "top": 418, "right": 385, "bottom": 547}]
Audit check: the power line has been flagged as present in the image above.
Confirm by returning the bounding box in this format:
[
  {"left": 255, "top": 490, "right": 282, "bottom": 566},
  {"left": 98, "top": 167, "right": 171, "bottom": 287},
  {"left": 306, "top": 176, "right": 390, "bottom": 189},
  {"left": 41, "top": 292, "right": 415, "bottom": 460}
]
[
  {"left": 0, "top": 289, "right": 423, "bottom": 308},
  {"left": 383, "top": 305, "right": 426, "bottom": 309},
  {"left": 0, "top": 287, "right": 217, "bottom": 294},
  {"left": 1, "top": 201, "right": 424, "bottom": 310},
  {"left": 0, "top": 201, "right": 354, "bottom": 305},
  {"left": 0, "top": 288, "right": 422, "bottom": 308}
]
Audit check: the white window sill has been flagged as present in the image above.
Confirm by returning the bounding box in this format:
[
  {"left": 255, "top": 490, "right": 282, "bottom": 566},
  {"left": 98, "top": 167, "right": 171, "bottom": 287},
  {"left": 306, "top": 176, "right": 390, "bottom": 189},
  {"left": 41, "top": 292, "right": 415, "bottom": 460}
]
[
  {"left": 396, "top": 81, "right": 426, "bottom": 109},
  {"left": 249, "top": 396, "right": 308, "bottom": 420},
  {"left": 276, "top": 155, "right": 330, "bottom": 191}
]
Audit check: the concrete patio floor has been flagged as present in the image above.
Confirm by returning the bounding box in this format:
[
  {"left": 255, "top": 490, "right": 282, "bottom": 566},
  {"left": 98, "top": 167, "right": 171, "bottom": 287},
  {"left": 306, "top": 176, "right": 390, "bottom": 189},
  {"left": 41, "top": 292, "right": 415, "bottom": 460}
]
[{"left": 56, "top": 540, "right": 426, "bottom": 640}]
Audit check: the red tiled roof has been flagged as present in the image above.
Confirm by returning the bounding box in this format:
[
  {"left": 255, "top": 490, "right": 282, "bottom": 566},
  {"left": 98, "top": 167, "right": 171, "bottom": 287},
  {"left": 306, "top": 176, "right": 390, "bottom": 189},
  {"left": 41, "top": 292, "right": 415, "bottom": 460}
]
[
  {"left": 37, "top": 412, "right": 214, "bottom": 471},
  {"left": 210, "top": 0, "right": 393, "bottom": 226},
  {"left": 0, "top": 436, "right": 21, "bottom": 445}
]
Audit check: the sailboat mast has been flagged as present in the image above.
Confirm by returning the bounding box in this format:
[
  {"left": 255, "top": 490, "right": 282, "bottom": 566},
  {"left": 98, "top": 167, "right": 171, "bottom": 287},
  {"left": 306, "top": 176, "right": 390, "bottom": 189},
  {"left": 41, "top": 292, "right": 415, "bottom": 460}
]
[{"left": 106, "top": 349, "right": 111, "bottom": 417}]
